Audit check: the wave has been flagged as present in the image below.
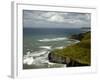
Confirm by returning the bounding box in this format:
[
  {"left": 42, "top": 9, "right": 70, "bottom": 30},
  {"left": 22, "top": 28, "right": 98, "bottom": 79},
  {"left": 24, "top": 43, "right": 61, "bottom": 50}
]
[
  {"left": 23, "top": 56, "right": 66, "bottom": 67},
  {"left": 24, "top": 57, "right": 34, "bottom": 65},
  {"left": 24, "top": 50, "right": 49, "bottom": 58},
  {"left": 39, "top": 46, "right": 51, "bottom": 50},
  {"left": 23, "top": 50, "right": 66, "bottom": 67},
  {"left": 23, "top": 56, "right": 47, "bottom": 65},
  {"left": 23, "top": 49, "right": 50, "bottom": 65},
  {"left": 38, "top": 37, "right": 67, "bottom": 42}
]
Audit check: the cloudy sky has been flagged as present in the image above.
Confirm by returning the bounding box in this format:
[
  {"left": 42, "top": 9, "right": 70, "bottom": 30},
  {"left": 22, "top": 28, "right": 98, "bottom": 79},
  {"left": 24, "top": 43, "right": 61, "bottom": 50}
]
[{"left": 23, "top": 10, "right": 91, "bottom": 28}]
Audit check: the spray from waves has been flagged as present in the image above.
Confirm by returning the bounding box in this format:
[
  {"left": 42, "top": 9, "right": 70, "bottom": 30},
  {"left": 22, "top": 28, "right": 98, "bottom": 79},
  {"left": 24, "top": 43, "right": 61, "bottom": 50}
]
[
  {"left": 23, "top": 46, "right": 66, "bottom": 67},
  {"left": 38, "top": 37, "right": 67, "bottom": 42},
  {"left": 23, "top": 50, "right": 50, "bottom": 65},
  {"left": 24, "top": 50, "right": 49, "bottom": 58},
  {"left": 24, "top": 57, "right": 34, "bottom": 65},
  {"left": 23, "top": 50, "right": 66, "bottom": 67}
]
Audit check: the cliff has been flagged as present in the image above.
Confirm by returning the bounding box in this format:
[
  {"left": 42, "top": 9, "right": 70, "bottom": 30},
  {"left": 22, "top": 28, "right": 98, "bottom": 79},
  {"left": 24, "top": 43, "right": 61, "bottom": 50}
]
[
  {"left": 48, "top": 31, "right": 91, "bottom": 67},
  {"left": 69, "top": 31, "right": 90, "bottom": 40}
]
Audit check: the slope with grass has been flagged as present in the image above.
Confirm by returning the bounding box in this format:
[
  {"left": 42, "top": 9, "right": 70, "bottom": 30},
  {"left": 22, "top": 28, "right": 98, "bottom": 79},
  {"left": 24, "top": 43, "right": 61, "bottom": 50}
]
[{"left": 48, "top": 32, "right": 91, "bottom": 67}]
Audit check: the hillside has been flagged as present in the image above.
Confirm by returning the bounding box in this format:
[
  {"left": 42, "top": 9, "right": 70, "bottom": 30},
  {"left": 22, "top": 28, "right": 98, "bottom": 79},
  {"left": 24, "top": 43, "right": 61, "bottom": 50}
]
[{"left": 48, "top": 31, "right": 91, "bottom": 67}]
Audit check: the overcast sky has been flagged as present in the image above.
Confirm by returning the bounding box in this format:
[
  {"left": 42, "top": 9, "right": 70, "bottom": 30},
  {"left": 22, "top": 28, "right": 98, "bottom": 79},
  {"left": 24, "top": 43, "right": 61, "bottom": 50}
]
[{"left": 23, "top": 10, "right": 91, "bottom": 28}]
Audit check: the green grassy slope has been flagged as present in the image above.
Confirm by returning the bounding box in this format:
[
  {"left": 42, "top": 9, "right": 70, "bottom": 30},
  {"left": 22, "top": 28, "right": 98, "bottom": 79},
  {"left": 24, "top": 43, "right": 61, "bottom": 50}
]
[{"left": 50, "top": 32, "right": 91, "bottom": 65}]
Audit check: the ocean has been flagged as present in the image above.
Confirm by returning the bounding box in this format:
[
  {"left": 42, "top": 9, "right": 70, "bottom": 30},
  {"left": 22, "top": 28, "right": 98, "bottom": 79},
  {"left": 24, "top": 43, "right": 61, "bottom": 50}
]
[{"left": 23, "top": 28, "right": 83, "bottom": 69}]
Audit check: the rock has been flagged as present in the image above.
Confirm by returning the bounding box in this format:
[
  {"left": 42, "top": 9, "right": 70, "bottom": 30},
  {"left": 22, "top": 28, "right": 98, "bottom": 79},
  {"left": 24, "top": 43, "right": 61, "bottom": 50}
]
[
  {"left": 48, "top": 52, "right": 70, "bottom": 64},
  {"left": 48, "top": 52, "right": 89, "bottom": 67},
  {"left": 66, "top": 59, "right": 89, "bottom": 67},
  {"left": 69, "top": 33, "right": 84, "bottom": 41},
  {"left": 69, "top": 31, "right": 90, "bottom": 41}
]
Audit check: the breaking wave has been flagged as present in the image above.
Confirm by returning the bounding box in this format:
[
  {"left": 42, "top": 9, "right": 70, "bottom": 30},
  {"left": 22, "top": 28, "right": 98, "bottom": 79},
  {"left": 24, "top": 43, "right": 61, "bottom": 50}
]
[
  {"left": 23, "top": 50, "right": 50, "bottom": 65},
  {"left": 23, "top": 49, "right": 66, "bottom": 67},
  {"left": 38, "top": 37, "right": 67, "bottom": 42},
  {"left": 39, "top": 46, "right": 51, "bottom": 50}
]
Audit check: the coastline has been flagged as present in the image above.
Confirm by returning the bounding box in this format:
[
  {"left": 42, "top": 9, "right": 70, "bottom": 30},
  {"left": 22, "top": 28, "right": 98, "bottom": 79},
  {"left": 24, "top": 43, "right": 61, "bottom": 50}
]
[{"left": 48, "top": 31, "right": 91, "bottom": 67}]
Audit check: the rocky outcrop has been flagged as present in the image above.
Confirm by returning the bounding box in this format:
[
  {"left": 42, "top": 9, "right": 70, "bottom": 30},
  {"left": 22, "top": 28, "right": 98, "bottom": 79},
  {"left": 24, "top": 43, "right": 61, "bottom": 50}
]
[
  {"left": 69, "top": 33, "right": 84, "bottom": 41},
  {"left": 48, "top": 52, "right": 89, "bottom": 67},
  {"left": 48, "top": 52, "right": 70, "bottom": 64},
  {"left": 69, "top": 31, "right": 90, "bottom": 41}
]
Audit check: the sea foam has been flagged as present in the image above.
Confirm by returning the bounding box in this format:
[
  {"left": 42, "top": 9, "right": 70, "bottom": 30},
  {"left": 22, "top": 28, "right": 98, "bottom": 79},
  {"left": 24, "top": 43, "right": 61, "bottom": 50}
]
[
  {"left": 24, "top": 50, "right": 49, "bottom": 58},
  {"left": 39, "top": 46, "right": 51, "bottom": 50},
  {"left": 38, "top": 37, "right": 67, "bottom": 42},
  {"left": 24, "top": 57, "right": 34, "bottom": 65},
  {"left": 23, "top": 50, "right": 50, "bottom": 65}
]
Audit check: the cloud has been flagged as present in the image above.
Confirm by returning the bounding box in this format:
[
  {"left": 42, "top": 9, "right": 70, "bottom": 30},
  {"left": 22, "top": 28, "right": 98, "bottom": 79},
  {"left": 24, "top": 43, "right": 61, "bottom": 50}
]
[
  {"left": 23, "top": 10, "right": 91, "bottom": 28},
  {"left": 47, "top": 14, "right": 65, "bottom": 22}
]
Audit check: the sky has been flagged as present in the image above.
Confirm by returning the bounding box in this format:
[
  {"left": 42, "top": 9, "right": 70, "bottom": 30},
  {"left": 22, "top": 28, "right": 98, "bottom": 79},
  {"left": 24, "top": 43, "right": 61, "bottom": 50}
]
[{"left": 23, "top": 10, "right": 91, "bottom": 28}]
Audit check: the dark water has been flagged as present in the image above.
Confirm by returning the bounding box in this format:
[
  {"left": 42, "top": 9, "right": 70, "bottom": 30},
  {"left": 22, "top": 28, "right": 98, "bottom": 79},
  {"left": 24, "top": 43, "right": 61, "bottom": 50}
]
[
  {"left": 23, "top": 28, "right": 82, "bottom": 69},
  {"left": 23, "top": 28, "right": 82, "bottom": 36}
]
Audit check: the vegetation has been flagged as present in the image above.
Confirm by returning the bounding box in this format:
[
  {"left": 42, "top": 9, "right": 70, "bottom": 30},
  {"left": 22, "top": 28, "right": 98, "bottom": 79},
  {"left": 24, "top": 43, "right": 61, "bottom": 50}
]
[{"left": 49, "top": 31, "right": 91, "bottom": 66}]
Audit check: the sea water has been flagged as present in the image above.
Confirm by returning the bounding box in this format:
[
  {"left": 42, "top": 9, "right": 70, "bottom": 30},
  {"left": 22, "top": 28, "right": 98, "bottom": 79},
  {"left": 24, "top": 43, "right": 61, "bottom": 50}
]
[{"left": 23, "top": 28, "right": 82, "bottom": 69}]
